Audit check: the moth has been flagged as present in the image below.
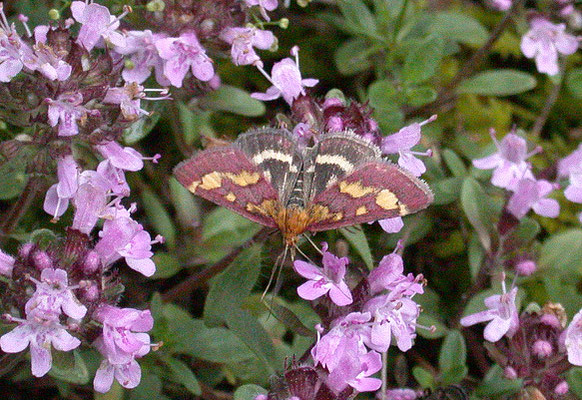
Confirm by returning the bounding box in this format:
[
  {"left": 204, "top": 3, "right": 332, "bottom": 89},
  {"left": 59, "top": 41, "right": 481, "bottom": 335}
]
[{"left": 174, "top": 128, "right": 433, "bottom": 246}]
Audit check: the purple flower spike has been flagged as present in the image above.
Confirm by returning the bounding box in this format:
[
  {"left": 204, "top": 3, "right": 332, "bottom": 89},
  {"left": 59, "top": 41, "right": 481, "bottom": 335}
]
[
  {"left": 520, "top": 17, "right": 578, "bottom": 76},
  {"left": 381, "top": 115, "right": 436, "bottom": 177},
  {"left": 155, "top": 31, "right": 214, "bottom": 87},
  {"left": 507, "top": 178, "right": 560, "bottom": 219},
  {"left": 252, "top": 47, "right": 318, "bottom": 106},
  {"left": 0, "top": 317, "right": 81, "bottom": 377},
  {"left": 472, "top": 129, "right": 537, "bottom": 190},
  {"left": 565, "top": 308, "right": 582, "bottom": 366},
  {"left": 71, "top": 1, "right": 127, "bottom": 51},
  {"left": 293, "top": 243, "right": 353, "bottom": 306},
  {"left": 115, "top": 30, "right": 168, "bottom": 85},
  {"left": 460, "top": 285, "right": 518, "bottom": 342},
  {"left": 220, "top": 27, "right": 275, "bottom": 66}
]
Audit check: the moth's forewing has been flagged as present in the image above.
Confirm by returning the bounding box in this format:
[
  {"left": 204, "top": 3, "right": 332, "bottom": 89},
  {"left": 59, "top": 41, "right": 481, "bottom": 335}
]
[
  {"left": 173, "top": 145, "right": 280, "bottom": 227},
  {"left": 306, "top": 161, "right": 433, "bottom": 231}
]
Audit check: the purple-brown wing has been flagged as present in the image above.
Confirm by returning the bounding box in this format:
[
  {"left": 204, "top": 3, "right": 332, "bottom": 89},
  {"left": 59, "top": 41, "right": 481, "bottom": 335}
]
[
  {"left": 305, "top": 161, "right": 433, "bottom": 232},
  {"left": 173, "top": 146, "right": 280, "bottom": 227}
]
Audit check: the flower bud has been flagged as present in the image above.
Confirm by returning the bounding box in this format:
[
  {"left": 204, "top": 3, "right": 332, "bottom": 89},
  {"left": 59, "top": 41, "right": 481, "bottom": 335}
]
[
  {"left": 279, "top": 18, "right": 289, "bottom": 29},
  {"left": 554, "top": 381, "right": 569, "bottom": 395},
  {"left": 532, "top": 339, "right": 553, "bottom": 358},
  {"left": 81, "top": 282, "right": 99, "bottom": 301},
  {"left": 146, "top": 0, "right": 165, "bottom": 12},
  {"left": 48, "top": 9, "right": 60, "bottom": 20},
  {"left": 19, "top": 243, "right": 34, "bottom": 259},
  {"left": 32, "top": 250, "right": 53, "bottom": 270},
  {"left": 504, "top": 366, "right": 518, "bottom": 380},
  {"left": 516, "top": 259, "right": 537, "bottom": 276},
  {"left": 83, "top": 251, "right": 101, "bottom": 274}
]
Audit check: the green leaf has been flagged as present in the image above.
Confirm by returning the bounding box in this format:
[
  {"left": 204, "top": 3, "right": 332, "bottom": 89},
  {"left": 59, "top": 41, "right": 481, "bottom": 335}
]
[
  {"left": 30, "top": 228, "right": 58, "bottom": 249},
  {"left": 169, "top": 177, "right": 199, "bottom": 229},
  {"left": 123, "top": 102, "right": 164, "bottom": 144},
  {"left": 234, "top": 385, "right": 268, "bottom": 400},
  {"left": 337, "top": 0, "right": 378, "bottom": 38},
  {"left": 152, "top": 252, "right": 182, "bottom": 279},
  {"left": 224, "top": 307, "right": 279, "bottom": 373},
  {"left": 460, "top": 177, "right": 495, "bottom": 251},
  {"left": 0, "top": 150, "right": 30, "bottom": 200},
  {"left": 177, "top": 103, "right": 213, "bottom": 146},
  {"left": 334, "top": 38, "right": 373, "bottom": 75},
  {"left": 458, "top": 70, "right": 537, "bottom": 96},
  {"left": 164, "top": 357, "right": 201, "bottom": 395},
  {"left": 468, "top": 234, "right": 484, "bottom": 281},
  {"left": 539, "top": 229, "right": 582, "bottom": 275},
  {"left": 404, "top": 86, "right": 437, "bottom": 107},
  {"left": 49, "top": 351, "right": 89, "bottom": 385},
  {"left": 403, "top": 35, "right": 445, "bottom": 85},
  {"left": 475, "top": 365, "right": 522, "bottom": 397},
  {"left": 442, "top": 149, "right": 467, "bottom": 177},
  {"left": 199, "top": 85, "right": 265, "bottom": 117},
  {"left": 204, "top": 245, "right": 263, "bottom": 325},
  {"left": 368, "top": 79, "right": 398, "bottom": 110},
  {"left": 412, "top": 366, "right": 435, "bottom": 389},
  {"left": 503, "top": 217, "right": 540, "bottom": 252},
  {"left": 431, "top": 12, "right": 488, "bottom": 47},
  {"left": 131, "top": 374, "right": 166, "bottom": 400},
  {"left": 568, "top": 367, "right": 582, "bottom": 398},
  {"left": 267, "top": 301, "right": 316, "bottom": 337},
  {"left": 339, "top": 225, "right": 374, "bottom": 270},
  {"left": 566, "top": 68, "right": 582, "bottom": 99},
  {"left": 438, "top": 330, "right": 467, "bottom": 385},
  {"left": 432, "top": 177, "right": 463, "bottom": 205},
  {"left": 141, "top": 188, "right": 177, "bottom": 249}
]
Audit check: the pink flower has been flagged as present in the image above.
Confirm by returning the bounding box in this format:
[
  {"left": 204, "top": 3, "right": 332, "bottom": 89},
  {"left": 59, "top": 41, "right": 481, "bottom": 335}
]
[
  {"left": 46, "top": 92, "right": 91, "bottom": 137},
  {"left": 220, "top": 27, "right": 275, "bottom": 66},
  {"left": 489, "top": 0, "right": 512, "bottom": 10},
  {"left": 43, "top": 155, "right": 80, "bottom": 219},
  {"left": 0, "top": 317, "right": 81, "bottom": 377},
  {"left": 460, "top": 286, "right": 519, "bottom": 342},
  {"left": 520, "top": 17, "right": 579, "bottom": 76},
  {"left": 0, "top": 9, "right": 31, "bottom": 82},
  {"left": 507, "top": 178, "right": 560, "bottom": 219},
  {"left": 93, "top": 357, "right": 144, "bottom": 392},
  {"left": 293, "top": 243, "right": 353, "bottom": 306},
  {"left": 71, "top": 1, "right": 126, "bottom": 51},
  {"left": 244, "top": 0, "right": 278, "bottom": 20},
  {"left": 93, "top": 305, "right": 153, "bottom": 364},
  {"left": 384, "top": 388, "right": 419, "bottom": 400},
  {"left": 155, "top": 31, "right": 214, "bottom": 87},
  {"left": 114, "top": 30, "right": 168, "bottom": 85},
  {"left": 25, "top": 268, "right": 88, "bottom": 321},
  {"left": 94, "top": 208, "right": 158, "bottom": 276},
  {"left": 311, "top": 312, "right": 371, "bottom": 372},
  {"left": 95, "top": 141, "right": 146, "bottom": 172},
  {"left": 473, "top": 129, "right": 537, "bottom": 190},
  {"left": 378, "top": 217, "right": 404, "bottom": 233},
  {"left": 326, "top": 350, "right": 382, "bottom": 393},
  {"left": 381, "top": 116, "right": 436, "bottom": 177},
  {"left": 565, "top": 308, "right": 582, "bottom": 365},
  {"left": 252, "top": 47, "right": 318, "bottom": 105}
]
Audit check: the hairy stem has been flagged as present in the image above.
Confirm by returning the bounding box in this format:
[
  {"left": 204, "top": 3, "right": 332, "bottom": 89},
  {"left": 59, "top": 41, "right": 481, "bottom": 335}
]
[
  {"left": 162, "top": 227, "right": 274, "bottom": 302},
  {"left": 405, "top": 0, "right": 526, "bottom": 118},
  {"left": 531, "top": 78, "right": 563, "bottom": 138},
  {"left": 0, "top": 176, "right": 43, "bottom": 247}
]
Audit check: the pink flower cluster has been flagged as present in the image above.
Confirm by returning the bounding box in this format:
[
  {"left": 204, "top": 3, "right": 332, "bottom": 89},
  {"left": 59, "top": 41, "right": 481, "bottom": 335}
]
[
  {"left": 473, "top": 129, "right": 560, "bottom": 220},
  {"left": 293, "top": 244, "right": 424, "bottom": 394}
]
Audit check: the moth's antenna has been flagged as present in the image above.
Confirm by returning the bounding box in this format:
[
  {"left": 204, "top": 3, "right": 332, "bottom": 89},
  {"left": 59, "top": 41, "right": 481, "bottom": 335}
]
[
  {"left": 304, "top": 234, "right": 323, "bottom": 255},
  {"left": 293, "top": 243, "right": 317, "bottom": 266},
  {"left": 262, "top": 245, "right": 288, "bottom": 300}
]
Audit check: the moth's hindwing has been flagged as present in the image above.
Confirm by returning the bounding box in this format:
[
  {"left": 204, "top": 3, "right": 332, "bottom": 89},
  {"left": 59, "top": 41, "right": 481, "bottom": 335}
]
[
  {"left": 307, "top": 131, "right": 381, "bottom": 199},
  {"left": 173, "top": 146, "right": 280, "bottom": 227},
  {"left": 306, "top": 161, "right": 433, "bottom": 231},
  {"left": 236, "top": 128, "right": 302, "bottom": 204}
]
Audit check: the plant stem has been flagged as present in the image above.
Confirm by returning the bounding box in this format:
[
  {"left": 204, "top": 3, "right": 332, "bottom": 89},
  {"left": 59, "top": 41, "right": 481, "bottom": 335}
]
[
  {"left": 0, "top": 176, "right": 43, "bottom": 247},
  {"left": 531, "top": 78, "right": 563, "bottom": 138},
  {"left": 161, "top": 227, "right": 274, "bottom": 302},
  {"left": 405, "top": 0, "right": 526, "bottom": 118}
]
